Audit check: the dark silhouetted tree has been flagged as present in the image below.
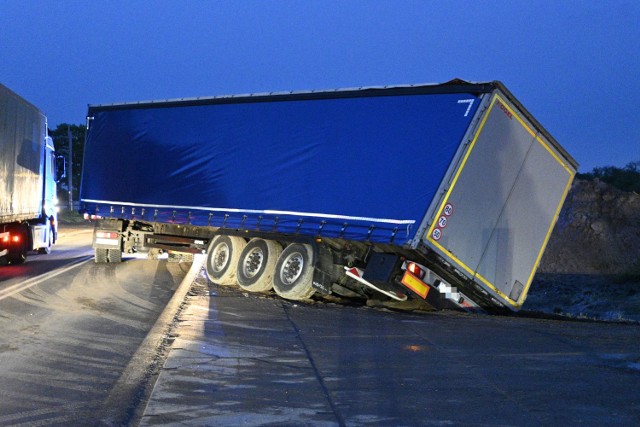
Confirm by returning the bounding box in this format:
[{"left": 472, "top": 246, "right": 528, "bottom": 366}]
[
  {"left": 577, "top": 160, "right": 640, "bottom": 192},
  {"left": 49, "top": 124, "right": 86, "bottom": 206}
]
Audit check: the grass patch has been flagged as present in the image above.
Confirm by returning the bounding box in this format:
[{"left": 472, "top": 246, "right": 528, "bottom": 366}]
[{"left": 58, "top": 209, "right": 86, "bottom": 224}]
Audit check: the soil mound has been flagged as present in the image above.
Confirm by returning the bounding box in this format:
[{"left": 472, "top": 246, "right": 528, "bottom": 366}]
[
  {"left": 529, "top": 179, "right": 640, "bottom": 321},
  {"left": 539, "top": 179, "right": 640, "bottom": 276}
]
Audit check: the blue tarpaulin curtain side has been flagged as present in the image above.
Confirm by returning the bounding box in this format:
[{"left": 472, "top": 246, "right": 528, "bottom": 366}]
[{"left": 81, "top": 87, "right": 482, "bottom": 244}]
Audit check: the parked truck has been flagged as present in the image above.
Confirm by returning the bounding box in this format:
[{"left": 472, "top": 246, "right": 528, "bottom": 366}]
[
  {"left": 80, "top": 80, "right": 577, "bottom": 312},
  {"left": 0, "top": 83, "right": 64, "bottom": 264}
]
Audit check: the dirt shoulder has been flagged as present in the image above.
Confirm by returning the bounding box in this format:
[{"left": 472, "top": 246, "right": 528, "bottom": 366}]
[{"left": 529, "top": 179, "right": 640, "bottom": 321}]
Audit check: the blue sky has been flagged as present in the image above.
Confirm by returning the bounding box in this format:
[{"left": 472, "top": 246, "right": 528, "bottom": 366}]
[{"left": 1, "top": 0, "right": 638, "bottom": 172}]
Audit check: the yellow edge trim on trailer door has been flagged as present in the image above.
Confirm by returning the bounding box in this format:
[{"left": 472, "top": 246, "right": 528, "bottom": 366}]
[
  {"left": 426, "top": 94, "right": 575, "bottom": 308},
  {"left": 426, "top": 95, "right": 498, "bottom": 296},
  {"left": 491, "top": 96, "right": 576, "bottom": 307},
  {"left": 520, "top": 151, "right": 575, "bottom": 305}
]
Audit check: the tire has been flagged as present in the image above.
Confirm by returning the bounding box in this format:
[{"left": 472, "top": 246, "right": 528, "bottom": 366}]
[
  {"left": 168, "top": 252, "right": 194, "bottom": 263},
  {"left": 205, "top": 235, "right": 247, "bottom": 286},
  {"left": 237, "top": 238, "right": 282, "bottom": 293},
  {"left": 108, "top": 248, "right": 122, "bottom": 263},
  {"left": 95, "top": 248, "right": 108, "bottom": 263},
  {"left": 95, "top": 247, "right": 121, "bottom": 263},
  {"left": 273, "top": 243, "right": 315, "bottom": 300}
]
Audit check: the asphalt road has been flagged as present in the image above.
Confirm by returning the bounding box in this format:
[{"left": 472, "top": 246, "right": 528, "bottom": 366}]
[
  {"left": 1, "top": 224, "right": 639, "bottom": 426},
  {"left": 141, "top": 279, "right": 640, "bottom": 427},
  {"left": 0, "top": 224, "right": 192, "bottom": 426}
]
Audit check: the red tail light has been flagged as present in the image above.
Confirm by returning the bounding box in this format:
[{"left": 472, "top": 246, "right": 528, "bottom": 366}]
[
  {"left": 96, "top": 231, "right": 118, "bottom": 239},
  {"left": 1, "top": 233, "right": 21, "bottom": 243},
  {"left": 407, "top": 262, "right": 426, "bottom": 280}
]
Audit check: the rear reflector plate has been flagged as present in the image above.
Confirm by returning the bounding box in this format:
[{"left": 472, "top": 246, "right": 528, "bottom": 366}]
[
  {"left": 95, "top": 238, "right": 120, "bottom": 246},
  {"left": 401, "top": 271, "right": 430, "bottom": 299}
]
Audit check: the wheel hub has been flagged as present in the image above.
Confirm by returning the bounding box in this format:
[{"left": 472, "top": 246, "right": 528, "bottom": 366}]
[
  {"left": 243, "top": 248, "right": 264, "bottom": 278},
  {"left": 212, "top": 243, "right": 229, "bottom": 272},
  {"left": 280, "top": 252, "right": 303, "bottom": 285}
]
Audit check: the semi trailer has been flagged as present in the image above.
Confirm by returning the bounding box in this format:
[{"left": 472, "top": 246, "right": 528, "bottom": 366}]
[
  {"left": 0, "top": 83, "right": 63, "bottom": 265},
  {"left": 80, "top": 80, "right": 577, "bottom": 312}
]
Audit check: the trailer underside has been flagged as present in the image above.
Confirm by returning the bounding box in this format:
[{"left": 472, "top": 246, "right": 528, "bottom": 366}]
[{"left": 90, "top": 217, "right": 498, "bottom": 313}]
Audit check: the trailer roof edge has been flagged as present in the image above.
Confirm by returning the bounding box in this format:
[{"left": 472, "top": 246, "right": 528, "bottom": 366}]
[{"left": 87, "top": 79, "right": 497, "bottom": 111}]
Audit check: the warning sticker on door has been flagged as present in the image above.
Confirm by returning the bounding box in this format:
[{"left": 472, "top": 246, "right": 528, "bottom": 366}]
[
  {"left": 428, "top": 202, "right": 455, "bottom": 242},
  {"left": 431, "top": 228, "right": 442, "bottom": 241},
  {"left": 443, "top": 203, "right": 454, "bottom": 216}
]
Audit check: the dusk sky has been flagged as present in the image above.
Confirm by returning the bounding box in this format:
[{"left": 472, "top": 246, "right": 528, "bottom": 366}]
[{"left": 1, "top": 0, "right": 638, "bottom": 172}]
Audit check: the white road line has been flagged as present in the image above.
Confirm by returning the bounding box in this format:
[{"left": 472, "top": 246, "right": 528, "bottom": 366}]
[{"left": 0, "top": 256, "right": 93, "bottom": 301}]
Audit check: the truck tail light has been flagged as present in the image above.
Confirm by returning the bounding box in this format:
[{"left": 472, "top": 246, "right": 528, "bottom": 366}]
[
  {"left": 95, "top": 230, "right": 121, "bottom": 247},
  {"left": 1, "top": 233, "right": 21, "bottom": 243},
  {"left": 96, "top": 231, "right": 118, "bottom": 239},
  {"left": 407, "top": 262, "right": 426, "bottom": 280}
]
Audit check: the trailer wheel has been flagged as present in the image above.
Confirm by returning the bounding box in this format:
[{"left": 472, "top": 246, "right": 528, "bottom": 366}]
[
  {"left": 206, "top": 235, "right": 246, "bottom": 286},
  {"left": 95, "top": 247, "right": 122, "bottom": 263},
  {"left": 273, "top": 243, "right": 315, "bottom": 300},
  {"left": 108, "top": 248, "right": 122, "bottom": 263},
  {"left": 237, "top": 238, "right": 282, "bottom": 293},
  {"left": 95, "top": 248, "right": 108, "bottom": 263}
]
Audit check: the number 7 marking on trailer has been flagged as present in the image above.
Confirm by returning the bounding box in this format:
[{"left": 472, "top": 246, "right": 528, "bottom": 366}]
[{"left": 457, "top": 99, "right": 475, "bottom": 117}]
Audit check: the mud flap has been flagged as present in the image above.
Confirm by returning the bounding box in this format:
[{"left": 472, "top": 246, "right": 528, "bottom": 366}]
[
  {"left": 311, "top": 244, "right": 333, "bottom": 294},
  {"left": 312, "top": 268, "right": 332, "bottom": 294}
]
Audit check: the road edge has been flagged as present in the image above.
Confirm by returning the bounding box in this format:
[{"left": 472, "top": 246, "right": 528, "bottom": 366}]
[{"left": 100, "top": 254, "right": 206, "bottom": 426}]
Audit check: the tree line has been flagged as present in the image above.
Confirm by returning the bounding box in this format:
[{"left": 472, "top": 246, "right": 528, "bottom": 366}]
[
  {"left": 49, "top": 124, "right": 85, "bottom": 206},
  {"left": 577, "top": 161, "right": 640, "bottom": 193}
]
